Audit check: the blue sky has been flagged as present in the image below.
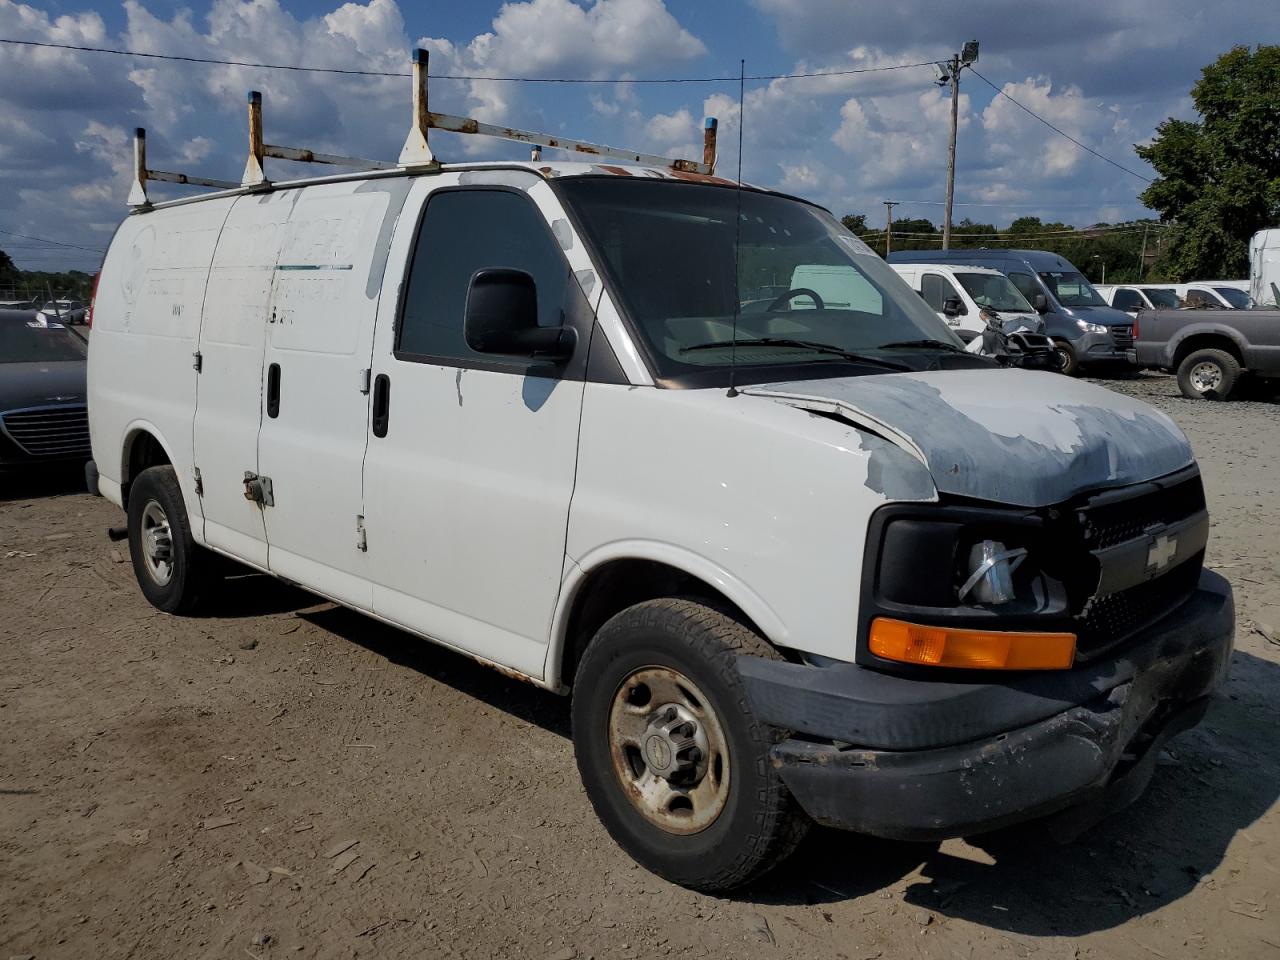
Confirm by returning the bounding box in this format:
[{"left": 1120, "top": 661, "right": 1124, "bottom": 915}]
[{"left": 0, "top": 0, "right": 1274, "bottom": 272}]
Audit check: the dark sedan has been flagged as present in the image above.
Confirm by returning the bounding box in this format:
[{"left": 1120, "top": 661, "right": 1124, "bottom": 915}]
[{"left": 0, "top": 309, "right": 90, "bottom": 468}]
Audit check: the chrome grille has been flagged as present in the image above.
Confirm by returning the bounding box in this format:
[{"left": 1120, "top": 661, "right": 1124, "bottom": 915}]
[{"left": 1, "top": 404, "right": 91, "bottom": 458}]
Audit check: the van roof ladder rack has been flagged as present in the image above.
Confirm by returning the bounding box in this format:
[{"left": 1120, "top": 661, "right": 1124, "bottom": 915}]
[{"left": 127, "top": 47, "right": 718, "bottom": 209}]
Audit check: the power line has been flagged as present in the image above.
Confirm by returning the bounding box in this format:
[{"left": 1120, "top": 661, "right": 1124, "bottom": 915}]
[
  {"left": 888, "top": 198, "right": 1144, "bottom": 209},
  {"left": 0, "top": 228, "right": 105, "bottom": 252},
  {"left": 0, "top": 37, "right": 936, "bottom": 84},
  {"left": 969, "top": 68, "right": 1153, "bottom": 184}
]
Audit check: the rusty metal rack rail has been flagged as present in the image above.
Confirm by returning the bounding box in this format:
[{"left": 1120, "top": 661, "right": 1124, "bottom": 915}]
[{"left": 128, "top": 47, "right": 720, "bottom": 208}]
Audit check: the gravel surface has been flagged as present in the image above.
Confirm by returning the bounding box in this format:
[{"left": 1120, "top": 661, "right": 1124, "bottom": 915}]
[{"left": 1, "top": 370, "right": 1278, "bottom": 959}]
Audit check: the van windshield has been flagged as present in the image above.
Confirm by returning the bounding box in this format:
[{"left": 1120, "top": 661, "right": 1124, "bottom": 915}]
[
  {"left": 954, "top": 272, "right": 1033, "bottom": 312},
  {"left": 558, "top": 178, "right": 959, "bottom": 376},
  {"left": 1037, "top": 270, "right": 1106, "bottom": 307},
  {"left": 1213, "top": 287, "right": 1250, "bottom": 309}
]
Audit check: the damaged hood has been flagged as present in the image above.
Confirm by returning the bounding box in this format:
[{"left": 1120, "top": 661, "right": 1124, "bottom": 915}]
[{"left": 743, "top": 370, "right": 1193, "bottom": 507}]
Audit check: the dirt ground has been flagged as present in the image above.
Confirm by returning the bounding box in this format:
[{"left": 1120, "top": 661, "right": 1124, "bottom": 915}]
[{"left": 2, "top": 371, "right": 1278, "bottom": 960}]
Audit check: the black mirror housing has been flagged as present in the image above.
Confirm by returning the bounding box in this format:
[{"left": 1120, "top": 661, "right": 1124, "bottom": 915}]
[
  {"left": 1032, "top": 293, "right": 1049, "bottom": 313},
  {"left": 942, "top": 296, "right": 964, "bottom": 318},
  {"left": 464, "top": 268, "right": 575, "bottom": 361}
]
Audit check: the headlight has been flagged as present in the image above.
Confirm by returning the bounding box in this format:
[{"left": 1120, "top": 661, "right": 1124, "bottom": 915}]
[
  {"left": 1075, "top": 319, "right": 1107, "bottom": 334},
  {"left": 959, "top": 540, "right": 1028, "bottom": 604}
]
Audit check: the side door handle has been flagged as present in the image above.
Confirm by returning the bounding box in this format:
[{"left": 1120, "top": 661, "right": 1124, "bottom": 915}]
[
  {"left": 371, "top": 373, "right": 390, "bottom": 438},
  {"left": 266, "top": 362, "right": 281, "bottom": 419}
]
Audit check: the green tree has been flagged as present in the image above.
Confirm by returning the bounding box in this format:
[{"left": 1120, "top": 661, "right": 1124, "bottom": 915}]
[{"left": 1137, "top": 44, "right": 1280, "bottom": 279}]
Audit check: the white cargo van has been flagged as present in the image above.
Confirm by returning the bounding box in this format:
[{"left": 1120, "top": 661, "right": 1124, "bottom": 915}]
[
  {"left": 889, "top": 263, "right": 1043, "bottom": 341},
  {"left": 86, "top": 70, "right": 1234, "bottom": 891}
]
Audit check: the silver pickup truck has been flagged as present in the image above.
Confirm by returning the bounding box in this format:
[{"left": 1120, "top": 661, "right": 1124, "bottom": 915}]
[{"left": 1134, "top": 307, "right": 1280, "bottom": 399}]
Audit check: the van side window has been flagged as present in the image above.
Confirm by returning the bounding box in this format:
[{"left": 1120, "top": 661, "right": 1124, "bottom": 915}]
[
  {"left": 397, "top": 189, "right": 568, "bottom": 363},
  {"left": 1113, "top": 288, "right": 1144, "bottom": 311},
  {"left": 920, "top": 273, "right": 961, "bottom": 312},
  {"left": 1007, "top": 271, "right": 1040, "bottom": 304}
]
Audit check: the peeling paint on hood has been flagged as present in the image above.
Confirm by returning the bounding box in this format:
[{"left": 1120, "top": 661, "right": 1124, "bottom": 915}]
[{"left": 743, "top": 370, "right": 1193, "bottom": 507}]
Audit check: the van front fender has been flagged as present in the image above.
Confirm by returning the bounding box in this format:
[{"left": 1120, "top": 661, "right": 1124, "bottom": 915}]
[{"left": 544, "top": 540, "right": 788, "bottom": 690}]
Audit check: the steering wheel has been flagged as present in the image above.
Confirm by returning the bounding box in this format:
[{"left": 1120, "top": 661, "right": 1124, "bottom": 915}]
[{"left": 766, "top": 287, "right": 825, "bottom": 311}]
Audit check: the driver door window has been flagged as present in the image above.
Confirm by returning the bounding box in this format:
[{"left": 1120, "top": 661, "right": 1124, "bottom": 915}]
[
  {"left": 1113, "top": 289, "right": 1144, "bottom": 311},
  {"left": 920, "top": 273, "right": 962, "bottom": 313},
  {"left": 397, "top": 189, "right": 569, "bottom": 367},
  {"left": 1008, "top": 271, "right": 1041, "bottom": 305}
]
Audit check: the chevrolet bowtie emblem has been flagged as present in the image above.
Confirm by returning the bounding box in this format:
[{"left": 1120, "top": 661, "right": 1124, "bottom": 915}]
[{"left": 1147, "top": 534, "right": 1178, "bottom": 570}]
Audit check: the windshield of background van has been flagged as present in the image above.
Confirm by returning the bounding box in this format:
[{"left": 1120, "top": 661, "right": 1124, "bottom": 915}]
[
  {"left": 559, "top": 179, "right": 956, "bottom": 375},
  {"left": 1038, "top": 270, "right": 1106, "bottom": 307},
  {"left": 955, "top": 272, "right": 1034, "bottom": 312},
  {"left": 1213, "top": 287, "right": 1250, "bottom": 309}
]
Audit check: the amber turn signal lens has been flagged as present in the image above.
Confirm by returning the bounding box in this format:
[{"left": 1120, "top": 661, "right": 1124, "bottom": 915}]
[{"left": 869, "top": 618, "right": 1076, "bottom": 670}]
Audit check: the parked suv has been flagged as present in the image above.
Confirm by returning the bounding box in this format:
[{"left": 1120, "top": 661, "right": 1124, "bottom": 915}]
[
  {"left": 889, "top": 249, "right": 1136, "bottom": 375},
  {"left": 89, "top": 163, "right": 1233, "bottom": 890}
]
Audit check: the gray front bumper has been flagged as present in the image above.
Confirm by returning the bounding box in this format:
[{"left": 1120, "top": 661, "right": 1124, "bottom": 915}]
[{"left": 738, "top": 571, "right": 1234, "bottom": 840}]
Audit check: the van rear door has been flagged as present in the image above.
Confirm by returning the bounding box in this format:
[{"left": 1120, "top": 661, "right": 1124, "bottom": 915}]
[
  {"left": 253, "top": 180, "right": 409, "bottom": 609},
  {"left": 193, "top": 192, "right": 292, "bottom": 568}
]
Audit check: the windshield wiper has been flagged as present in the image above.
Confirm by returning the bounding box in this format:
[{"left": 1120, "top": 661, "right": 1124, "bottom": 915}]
[
  {"left": 878, "top": 338, "right": 966, "bottom": 353},
  {"left": 680, "top": 337, "right": 912, "bottom": 371}
]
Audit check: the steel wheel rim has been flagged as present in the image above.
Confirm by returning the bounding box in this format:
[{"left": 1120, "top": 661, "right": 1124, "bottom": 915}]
[
  {"left": 140, "top": 500, "right": 174, "bottom": 586},
  {"left": 1190, "top": 361, "right": 1222, "bottom": 393},
  {"left": 607, "top": 666, "right": 730, "bottom": 835},
  {"left": 1055, "top": 345, "right": 1073, "bottom": 371}
]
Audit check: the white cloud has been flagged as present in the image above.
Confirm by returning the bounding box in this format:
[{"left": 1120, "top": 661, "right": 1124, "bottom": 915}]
[{"left": 644, "top": 107, "right": 696, "bottom": 146}]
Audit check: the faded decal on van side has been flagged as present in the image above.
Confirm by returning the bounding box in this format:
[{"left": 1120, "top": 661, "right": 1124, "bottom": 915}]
[
  {"left": 457, "top": 169, "right": 541, "bottom": 189},
  {"left": 354, "top": 177, "right": 413, "bottom": 299}
]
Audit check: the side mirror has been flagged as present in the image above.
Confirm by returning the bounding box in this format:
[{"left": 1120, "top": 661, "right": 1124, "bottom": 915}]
[
  {"left": 463, "top": 268, "right": 575, "bottom": 361},
  {"left": 1032, "top": 293, "right": 1048, "bottom": 313},
  {"left": 942, "top": 296, "right": 964, "bottom": 318}
]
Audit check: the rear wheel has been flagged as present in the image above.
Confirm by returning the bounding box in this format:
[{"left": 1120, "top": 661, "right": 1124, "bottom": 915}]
[
  {"left": 127, "top": 465, "right": 218, "bottom": 613},
  {"left": 1176, "top": 348, "right": 1239, "bottom": 400},
  {"left": 571, "top": 598, "right": 809, "bottom": 891}
]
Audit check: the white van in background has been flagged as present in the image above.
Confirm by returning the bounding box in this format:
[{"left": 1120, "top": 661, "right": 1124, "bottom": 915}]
[
  {"left": 1099, "top": 283, "right": 1251, "bottom": 312},
  {"left": 1250, "top": 229, "right": 1279, "bottom": 307},
  {"left": 1097, "top": 285, "right": 1181, "bottom": 313},
  {"left": 889, "top": 263, "right": 1043, "bottom": 341}
]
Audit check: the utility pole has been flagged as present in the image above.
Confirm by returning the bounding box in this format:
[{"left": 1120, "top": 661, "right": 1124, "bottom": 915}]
[
  {"left": 939, "top": 40, "right": 979, "bottom": 250},
  {"left": 883, "top": 200, "right": 898, "bottom": 257},
  {"left": 1137, "top": 223, "right": 1149, "bottom": 279}
]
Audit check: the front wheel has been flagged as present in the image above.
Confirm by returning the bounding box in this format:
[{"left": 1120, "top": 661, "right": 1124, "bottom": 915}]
[
  {"left": 1176, "top": 348, "right": 1239, "bottom": 400},
  {"left": 127, "top": 465, "right": 218, "bottom": 613},
  {"left": 571, "top": 598, "right": 809, "bottom": 891},
  {"left": 1052, "top": 339, "right": 1079, "bottom": 376}
]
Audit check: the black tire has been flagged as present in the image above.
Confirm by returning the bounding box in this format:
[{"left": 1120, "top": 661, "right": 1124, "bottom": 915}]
[
  {"left": 1052, "top": 339, "right": 1079, "bottom": 376},
  {"left": 571, "top": 598, "right": 809, "bottom": 891},
  {"left": 1176, "top": 348, "right": 1239, "bottom": 400},
  {"left": 126, "top": 465, "right": 217, "bottom": 614}
]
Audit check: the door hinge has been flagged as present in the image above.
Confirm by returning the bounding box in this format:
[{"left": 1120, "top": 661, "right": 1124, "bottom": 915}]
[
  {"left": 242, "top": 471, "right": 274, "bottom": 507},
  {"left": 192, "top": 351, "right": 203, "bottom": 372},
  {"left": 193, "top": 467, "right": 203, "bottom": 497},
  {"left": 359, "top": 368, "right": 372, "bottom": 395},
  {"left": 356, "top": 514, "right": 367, "bottom": 552}
]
